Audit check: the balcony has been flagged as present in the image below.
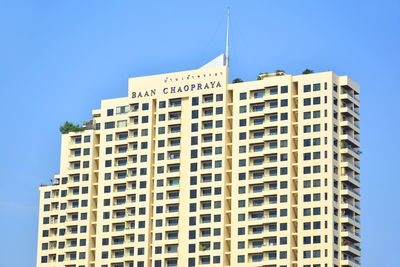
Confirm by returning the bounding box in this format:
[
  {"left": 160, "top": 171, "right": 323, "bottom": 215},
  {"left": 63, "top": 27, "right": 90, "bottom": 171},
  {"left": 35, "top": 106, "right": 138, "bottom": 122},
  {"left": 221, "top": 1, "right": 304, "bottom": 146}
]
[
  {"left": 169, "top": 126, "right": 181, "bottom": 133},
  {"left": 168, "top": 179, "right": 180, "bottom": 186},
  {"left": 252, "top": 118, "right": 265, "bottom": 126},
  {"left": 341, "top": 215, "right": 361, "bottom": 226},
  {"left": 341, "top": 173, "right": 360, "bottom": 187},
  {"left": 341, "top": 201, "right": 361, "bottom": 213},
  {"left": 169, "top": 99, "right": 182, "bottom": 107},
  {"left": 341, "top": 229, "right": 361, "bottom": 242},
  {"left": 168, "top": 152, "right": 180, "bottom": 160},
  {"left": 342, "top": 242, "right": 361, "bottom": 256},
  {"left": 341, "top": 159, "right": 361, "bottom": 173},
  {"left": 199, "top": 242, "right": 211, "bottom": 251},
  {"left": 203, "top": 95, "right": 213, "bottom": 104},
  {"left": 341, "top": 145, "right": 361, "bottom": 159},
  {"left": 341, "top": 119, "right": 360, "bottom": 133},
  {"left": 250, "top": 105, "right": 265, "bottom": 113},
  {"left": 169, "top": 113, "right": 181, "bottom": 120},
  {"left": 252, "top": 91, "right": 265, "bottom": 99},
  {"left": 340, "top": 91, "right": 360, "bottom": 106},
  {"left": 169, "top": 139, "right": 181, "bottom": 147},
  {"left": 341, "top": 134, "right": 360, "bottom": 147},
  {"left": 342, "top": 186, "right": 361, "bottom": 200},
  {"left": 340, "top": 105, "right": 360, "bottom": 119},
  {"left": 342, "top": 257, "right": 361, "bottom": 267}
]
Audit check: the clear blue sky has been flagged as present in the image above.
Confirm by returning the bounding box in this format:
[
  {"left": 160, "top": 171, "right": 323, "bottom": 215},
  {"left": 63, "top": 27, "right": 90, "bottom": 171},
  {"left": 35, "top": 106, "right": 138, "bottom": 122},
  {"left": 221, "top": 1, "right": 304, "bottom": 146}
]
[{"left": 0, "top": 1, "right": 399, "bottom": 266}]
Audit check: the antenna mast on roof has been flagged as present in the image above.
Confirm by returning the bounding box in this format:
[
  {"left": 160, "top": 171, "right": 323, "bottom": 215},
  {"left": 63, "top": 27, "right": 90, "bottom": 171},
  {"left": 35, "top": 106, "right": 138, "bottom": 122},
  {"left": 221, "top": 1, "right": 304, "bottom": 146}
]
[{"left": 225, "top": 7, "right": 230, "bottom": 67}]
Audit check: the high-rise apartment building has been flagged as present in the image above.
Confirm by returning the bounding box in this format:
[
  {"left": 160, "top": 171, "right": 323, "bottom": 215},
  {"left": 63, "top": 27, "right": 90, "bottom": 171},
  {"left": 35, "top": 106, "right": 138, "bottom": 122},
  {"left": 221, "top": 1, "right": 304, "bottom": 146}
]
[{"left": 37, "top": 55, "right": 361, "bottom": 267}]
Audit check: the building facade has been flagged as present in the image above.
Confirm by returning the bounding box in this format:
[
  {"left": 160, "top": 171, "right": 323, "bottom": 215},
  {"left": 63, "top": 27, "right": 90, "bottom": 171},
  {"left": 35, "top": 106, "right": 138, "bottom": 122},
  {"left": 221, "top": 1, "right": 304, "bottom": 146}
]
[{"left": 37, "top": 56, "right": 361, "bottom": 267}]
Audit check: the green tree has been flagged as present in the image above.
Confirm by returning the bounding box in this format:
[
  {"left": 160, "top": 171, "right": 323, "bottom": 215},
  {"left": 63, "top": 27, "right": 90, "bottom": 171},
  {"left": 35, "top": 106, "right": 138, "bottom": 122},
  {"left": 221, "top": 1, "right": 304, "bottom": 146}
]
[
  {"left": 275, "top": 69, "right": 285, "bottom": 76},
  {"left": 59, "top": 121, "right": 85, "bottom": 134},
  {"left": 232, "top": 78, "right": 243, "bottom": 83},
  {"left": 257, "top": 72, "right": 268, "bottom": 80},
  {"left": 303, "top": 69, "right": 314, "bottom": 74}
]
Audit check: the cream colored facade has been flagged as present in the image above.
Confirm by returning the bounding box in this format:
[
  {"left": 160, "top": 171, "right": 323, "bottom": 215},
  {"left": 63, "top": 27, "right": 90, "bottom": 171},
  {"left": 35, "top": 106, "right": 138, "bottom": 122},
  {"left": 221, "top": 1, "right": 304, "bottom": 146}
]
[{"left": 37, "top": 57, "right": 361, "bottom": 267}]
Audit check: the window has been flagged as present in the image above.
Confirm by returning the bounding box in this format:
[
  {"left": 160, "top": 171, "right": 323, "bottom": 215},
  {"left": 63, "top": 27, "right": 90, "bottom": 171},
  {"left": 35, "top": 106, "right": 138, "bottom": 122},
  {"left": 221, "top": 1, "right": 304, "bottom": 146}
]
[
  {"left": 107, "top": 109, "right": 113, "bottom": 116},
  {"left": 105, "top": 121, "right": 115, "bottom": 129},
  {"left": 238, "top": 255, "right": 245, "bottom": 263},
  {"left": 281, "top": 85, "right": 288, "bottom": 93},
  {"left": 280, "top": 140, "right": 288, "bottom": 147},
  {"left": 253, "top": 90, "right": 264, "bottom": 98},
  {"left": 304, "top": 84, "right": 311, "bottom": 92},
  {"left": 313, "top": 207, "right": 321, "bottom": 215},
  {"left": 313, "top": 138, "right": 321, "bottom": 146},
  {"left": 313, "top": 124, "right": 320, "bottom": 132},
  {"left": 304, "top": 208, "right": 311, "bottom": 216},
  {"left": 304, "top": 250, "right": 311, "bottom": 258},
  {"left": 191, "top": 136, "right": 198, "bottom": 145},
  {"left": 313, "top": 250, "right": 321, "bottom": 258},
  {"left": 238, "top": 227, "right": 245, "bottom": 235},
  {"left": 83, "top": 148, "right": 90, "bottom": 155},
  {"left": 240, "top": 92, "right": 247, "bottom": 100},
  {"left": 304, "top": 139, "right": 311, "bottom": 147},
  {"left": 203, "top": 94, "right": 213, "bottom": 103},
  {"left": 117, "top": 120, "right": 127, "bottom": 127},
  {"left": 304, "top": 98, "right": 311, "bottom": 106},
  {"left": 170, "top": 98, "right": 181, "bottom": 107},
  {"left": 191, "top": 123, "right": 198, "bottom": 132},
  {"left": 304, "top": 153, "right": 311, "bottom": 160},
  {"left": 304, "top": 180, "right": 311, "bottom": 188},
  {"left": 159, "top": 101, "right": 166, "bottom": 108},
  {"left": 84, "top": 135, "right": 90, "bottom": 142},
  {"left": 239, "top": 159, "right": 246, "bottom": 167},
  {"left": 280, "top": 209, "right": 288, "bottom": 217}
]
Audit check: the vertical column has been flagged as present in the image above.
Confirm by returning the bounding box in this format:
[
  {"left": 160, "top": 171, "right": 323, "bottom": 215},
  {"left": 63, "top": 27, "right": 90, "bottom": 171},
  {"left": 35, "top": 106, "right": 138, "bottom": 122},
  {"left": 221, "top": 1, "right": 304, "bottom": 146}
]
[
  {"left": 147, "top": 99, "right": 157, "bottom": 267},
  {"left": 177, "top": 97, "right": 191, "bottom": 266},
  {"left": 224, "top": 89, "right": 233, "bottom": 266},
  {"left": 89, "top": 132, "right": 100, "bottom": 267},
  {"left": 290, "top": 81, "right": 299, "bottom": 267}
]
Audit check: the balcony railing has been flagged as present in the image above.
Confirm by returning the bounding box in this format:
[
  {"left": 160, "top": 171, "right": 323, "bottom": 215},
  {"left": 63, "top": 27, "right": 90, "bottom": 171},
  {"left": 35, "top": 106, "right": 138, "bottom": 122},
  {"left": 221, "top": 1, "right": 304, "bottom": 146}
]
[
  {"left": 341, "top": 215, "right": 361, "bottom": 224},
  {"left": 343, "top": 256, "right": 361, "bottom": 265},
  {"left": 343, "top": 186, "right": 361, "bottom": 196},
  {"left": 343, "top": 243, "right": 361, "bottom": 251},
  {"left": 342, "top": 92, "right": 360, "bottom": 104}
]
